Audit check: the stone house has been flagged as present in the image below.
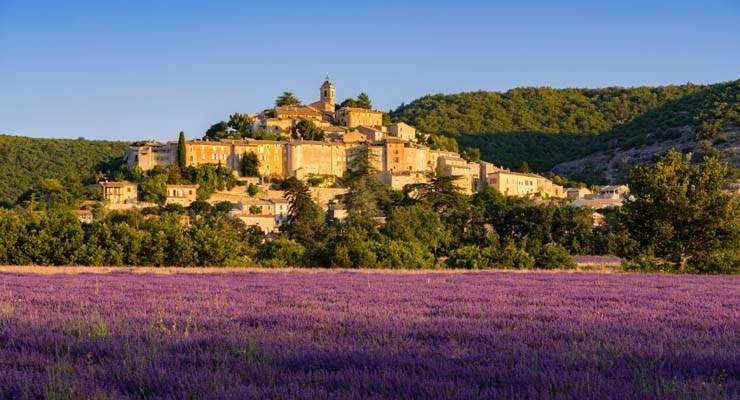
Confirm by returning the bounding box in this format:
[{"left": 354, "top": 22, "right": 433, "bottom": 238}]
[{"left": 165, "top": 184, "right": 199, "bottom": 207}]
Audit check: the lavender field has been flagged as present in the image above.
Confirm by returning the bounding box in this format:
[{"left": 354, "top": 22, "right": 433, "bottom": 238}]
[{"left": 0, "top": 271, "right": 738, "bottom": 399}]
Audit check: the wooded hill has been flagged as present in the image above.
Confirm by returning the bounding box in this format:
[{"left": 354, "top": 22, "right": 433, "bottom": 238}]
[
  {"left": 0, "top": 135, "right": 130, "bottom": 206},
  {"left": 390, "top": 80, "right": 740, "bottom": 182}
]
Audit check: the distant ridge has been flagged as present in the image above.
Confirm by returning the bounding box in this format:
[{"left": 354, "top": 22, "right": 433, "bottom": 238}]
[
  {"left": 0, "top": 134, "right": 130, "bottom": 206},
  {"left": 390, "top": 80, "right": 740, "bottom": 182}
]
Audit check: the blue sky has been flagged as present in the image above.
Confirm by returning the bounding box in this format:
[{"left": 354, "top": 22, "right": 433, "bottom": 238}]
[{"left": 1, "top": 0, "right": 738, "bottom": 142}]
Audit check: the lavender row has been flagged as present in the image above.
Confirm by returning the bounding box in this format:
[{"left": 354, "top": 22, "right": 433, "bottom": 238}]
[{"left": 0, "top": 271, "right": 738, "bottom": 399}]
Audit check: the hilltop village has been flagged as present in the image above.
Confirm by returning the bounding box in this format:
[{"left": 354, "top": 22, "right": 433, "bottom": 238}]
[{"left": 111, "top": 80, "right": 628, "bottom": 232}]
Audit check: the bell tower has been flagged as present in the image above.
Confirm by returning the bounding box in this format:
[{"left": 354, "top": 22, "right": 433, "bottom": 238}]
[{"left": 320, "top": 76, "right": 335, "bottom": 111}]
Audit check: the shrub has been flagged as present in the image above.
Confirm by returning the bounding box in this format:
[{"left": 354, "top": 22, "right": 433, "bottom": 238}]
[{"left": 536, "top": 243, "right": 575, "bottom": 270}]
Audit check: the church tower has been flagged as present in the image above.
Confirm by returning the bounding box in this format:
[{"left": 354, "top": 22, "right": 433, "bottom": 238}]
[{"left": 320, "top": 78, "right": 335, "bottom": 112}]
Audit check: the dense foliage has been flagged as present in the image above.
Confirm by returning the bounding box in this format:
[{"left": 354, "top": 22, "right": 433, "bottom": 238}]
[
  {"left": 0, "top": 135, "right": 129, "bottom": 206},
  {"left": 618, "top": 150, "right": 740, "bottom": 273},
  {"left": 0, "top": 272, "right": 738, "bottom": 398},
  {"left": 392, "top": 80, "right": 740, "bottom": 177},
  {"left": 1, "top": 148, "right": 737, "bottom": 273},
  {"left": 338, "top": 92, "right": 372, "bottom": 109}
]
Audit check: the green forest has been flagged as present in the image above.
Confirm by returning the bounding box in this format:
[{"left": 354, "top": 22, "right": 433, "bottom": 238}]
[
  {"left": 0, "top": 135, "right": 130, "bottom": 206},
  {"left": 391, "top": 80, "right": 740, "bottom": 178}
]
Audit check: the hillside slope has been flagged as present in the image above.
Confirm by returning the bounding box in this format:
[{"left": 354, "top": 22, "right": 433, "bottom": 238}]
[
  {"left": 0, "top": 135, "right": 130, "bottom": 206},
  {"left": 391, "top": 80, "right": 740, "bottom": 182}
]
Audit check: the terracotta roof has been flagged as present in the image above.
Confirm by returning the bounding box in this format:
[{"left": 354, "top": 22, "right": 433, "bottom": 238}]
[
  {"left": 572, "top": 198, "right": 623, "bottom": 209},
  {"left": 100, "top": 181, "right": 137, "bottom": 188},
  {"left": 275, "top": 105, "right": 322, "bottom": 117},
  {"left": 487, "top": 170, "right": 546, "bottom": 179},
  {"left": 166, "top": 184, "right": 199, "bottom": 189},
  {"left": 337, "top": 107, "right": 383, "bottom": 114}
]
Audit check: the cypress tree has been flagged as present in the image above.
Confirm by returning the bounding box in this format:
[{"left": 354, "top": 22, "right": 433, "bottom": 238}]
[{"left": 177, "top": 131, "right": 186, "bottom": 169}]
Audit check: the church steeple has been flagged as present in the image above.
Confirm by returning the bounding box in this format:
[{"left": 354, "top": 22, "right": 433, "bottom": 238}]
[{"left": 320, "top": 77, "right": 335, "bottom": 107}]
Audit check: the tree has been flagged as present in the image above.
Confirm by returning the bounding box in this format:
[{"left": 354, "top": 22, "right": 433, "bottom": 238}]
[
  {"left": 345, "top": 175, "right": 388, "bottom": 219},
  {"left": 339, "top": 98, "right": 357, "bottom": 108},
  {"left": 404, "top": 175, "right": 466, "bottom": 214},
  {"left": 384, "top": 204, "right": 450, "bottom": 256},
  {"left": 276, "top": 92, "right": 301, "bottom": 107},
  {"left": 281, "top": 176, "right": 326, "bottom": 242},
  {"left": 140, "top": 174, "right": 168, "bottom": 204},
  {"left": 462, "top": 147, "right": 481, "bottom": 163},
  {"left": 228, "top": 113, "right": 252, "bottom": 136},
  {"left": 535, "top": 242, "right": 575, "bottom": 269},
  {"left": 621, "top": 150, "right": 740, "bottom": 272},
  {"left": 356, "top": 92, "right": 372, "bottom": 109},
  {"left": 213, "top": 201, "right": 234, "bottom": 214},
  {"left": 177, "top": 131, "right": 187, "bottom": 169},
  {"left": 281, "top": 177, "right": 326, "bottom": 244},
  {"left": 249, "top": 205, "right": 263, "bottom": 215},
  {"left": 241, "top": 152, "right": 260, "bottom": 177},
  {"left": 292, "top": 120, "right": 324, "bottom": 141},
  {"left": 203, "top": 121, "right": 229, "bottom": 141}
]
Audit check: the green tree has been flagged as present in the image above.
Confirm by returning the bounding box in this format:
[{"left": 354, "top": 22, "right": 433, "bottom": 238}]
[
  {"left": 462, "top": 147, "right": 481, "bottom": 163},
  {"left": 292, "top": 120, "right": 324, "bottom": 141},
  {"left": 356, "top": 92, "right": 372, "bottom": 109},
  {"left": 621, "top": 149, "right": 740, "bottom": 272},
  {"left": 241, "top": 152, "right": 260, "bottom": 177},
  {"left": 339, "top": 98, "right": 357, "bottom": 108},
  {"left": 228, "top": 112, "right": 253, "bottom": 136},
  {"left": 535, "top": 242, "right": 575, "bottom": 269},
  {"left": 177, "top": 131, "right": 187, "bottom": 169},
  {"left": 281, "top": 177, "right": 326, "bottom": 244},
  {"left": 404, "top": 175, "right": 466, "bottom": 214},
  {"left": 249, "top": 205, "right": 263, "bottom": 214},
  {"left": 344, "top": 147, "right": 389, "bottom": 219},
  {"left": 384, "top": 204, "right": 450, "bottom": 256},
  {"left": 276, "top": 92, "right": 301, "bottom": 107},
  {"left": 140, "top": 174, "right": 167, "bottom": 204},
  {"left": 203, "top": 121, "right": 229, "bottom": 141},
  {"left": 213, "top": 201, "right": 234, "bottom": 214}
]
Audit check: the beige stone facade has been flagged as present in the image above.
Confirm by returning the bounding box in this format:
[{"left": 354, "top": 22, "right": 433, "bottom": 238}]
[
  {"left": 335, "top": 107, "right": 383, "bottom": 128},
  {"left": 357, "top": 125, "right": 385, "bottom": 142},
  {"left": 231, "top": 140, "right": 286, "bottom": 177},
  {"left": 386, "top": 122, "right": 416, "bottom": 142},
  {"left": 485, "top": 170, "right": 565, "bottom": 198},
  {"left": 274, "top": 105, "right": 323, "bottom": 120},
  {"left": 437, "top": 156, "right": 480, "bottom": 194},
  {"left": 286, "top": 141, "right": 348, "bottom": 178},
  {"left": 100, "top": 181, "right": 138, "bottom": 205},
  {"left": 125, "top": 142, "right": 176, "bottom": 170},
  {"left": 165, "top": 184, "right": 199, "bottom": 207}
]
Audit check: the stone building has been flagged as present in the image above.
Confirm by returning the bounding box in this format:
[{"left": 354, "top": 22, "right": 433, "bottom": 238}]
[
  {"left": 335, "top": 107, "right": 383, "bottom": 128},
  {"left": 231, "top": 140, "right": 286, "bottom": 177},
  {"left": 357, "top": 125, "right": 385, "bottom": 142},
  {"left": 386, "top": 122, "right": 416, "bottom": 142},
  {"left": 100, "top": 181, "right": 138, "bottom": 205},
  {"left": 285, "top": 140, "right": 348, "bottom": 179},
  {"left": 484, "top": 170, "right": 565, "bottom": 198},
  {"left": 165, "top": 184, "right": 199, "bottom": 207},
  {"left": 125, "top": 142, "right": 176, "bottom": 170}
]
